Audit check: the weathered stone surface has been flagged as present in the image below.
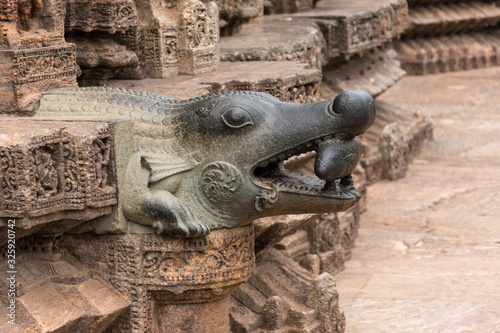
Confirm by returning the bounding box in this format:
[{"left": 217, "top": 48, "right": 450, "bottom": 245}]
[
  {"left": 64, "top": 0, "right": 145, "bottom": 80},
  {"left": 321, "top": 47, "right": 406, "bottom": 98},
  {"left": 220, "top": 17, "right": 326, "bottom": 69},
  {"left": 0, "top": 236, "right": 129, "bottom": 332},
  {"left": 0, "top": 120, "right": 117, "bottom": 244},
  {"left": 395, "top": 30, "right": 500, "bottom": 75},
  {"left": 202, "top": 0, "right": 262, "bottom": 36},
  {"left": 60, "top": 225, "right": 255, "bottom": 332},
  {"left": 335, "top": 65, "right": 500, "bottom": 333},
  {"left": 0, "top": 0, "right": 78, "bottom": 114},
  {"left": 405, "top": 1, "right": 500, "bottom": 39},
  {"left": 359, "top": 100, "right": 433, "bottom": 183},
  {"left": 230, "top": 248, "right": 345, "bottom": 332},
  {"left": 64, "top": 0, "right": 220, "bottom": 82},
  {"left": 288, "top": 0, "right": 409, "bottom": 64},
  {"left": 264, "top": 0, "right": 317, "bottom": 15},
  {"left": 69, "top": 37, "right": 140, "bottom": 86},
  {"left": 254, "top": 213, "right": 317, "bottom": 255},
  {"left": 136, "top": 0, "right": 220, "bottom": 77},
  {"left": 106, "top": 61, "right": 322, "bottom": 102}
]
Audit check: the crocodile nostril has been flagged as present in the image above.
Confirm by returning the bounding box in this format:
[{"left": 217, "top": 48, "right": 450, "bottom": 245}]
[{"left": 328, "top": 101, "right": 342, "bottom": 116}]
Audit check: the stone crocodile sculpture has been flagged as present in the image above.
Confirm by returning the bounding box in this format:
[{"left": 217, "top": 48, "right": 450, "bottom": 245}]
[{"left": 37, "top": 88, "right": 375, "bottom": 238}]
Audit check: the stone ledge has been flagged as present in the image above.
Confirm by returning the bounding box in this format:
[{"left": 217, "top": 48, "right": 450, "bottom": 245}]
[
  {"left": 220, "top": 17, "right": 326, "bottom": 69},
  {"left": 0, "top": 236, "right": 129, "bottom": 333},
  {"left": 107, "top": 61, "right": 322, "bottom": 103},
  {"left": 406, "top": 1, "right": 500, "bottom": 38}
]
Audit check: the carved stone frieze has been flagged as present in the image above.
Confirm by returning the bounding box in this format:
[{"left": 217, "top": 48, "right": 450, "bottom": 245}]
[
  {"left": 0, "top": 121, "right": 117, "bottom": 243},
  {"left": 60, "top": 225, "right": 255, "bottom": 332}
]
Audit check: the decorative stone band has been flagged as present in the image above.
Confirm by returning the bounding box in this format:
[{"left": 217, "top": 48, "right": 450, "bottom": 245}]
[
  {"left": 59, "top": 225, "right": 255, "bottom": 332},
  {"left": 0, "top": 121, "right": 117, "bottom": 242}
]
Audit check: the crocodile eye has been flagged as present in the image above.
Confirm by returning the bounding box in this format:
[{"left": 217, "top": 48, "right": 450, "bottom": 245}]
[{"left": 221, "top": 107, "right": 254, "bottom": 128}]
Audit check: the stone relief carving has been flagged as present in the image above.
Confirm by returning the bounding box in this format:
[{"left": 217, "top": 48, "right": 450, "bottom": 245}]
[
  {"left": 60, "top": 225, "right": 255, "bottom": 332},
  {"left": 36, "top": 87, "right": 375, "bottom": 238},
  {"left": 0, "top": 121, "right": 117, "bottom": 242}
]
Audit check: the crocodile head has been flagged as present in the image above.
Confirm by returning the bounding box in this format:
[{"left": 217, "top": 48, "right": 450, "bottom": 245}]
[{"left": 171, "top": 90, "right": 375, "bottom": 230}]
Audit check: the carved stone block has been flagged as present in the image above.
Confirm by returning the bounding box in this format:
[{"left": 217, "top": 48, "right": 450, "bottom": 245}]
[
  {"left": 0, "top": 236, "right": 129, "bottom": 332},
  {"left": 230, "top": 248, "right": 346, "bottom": 332},
  {"left": 106, "top": 61, "right": 322, "bottom": 103},
  {"left": 0, "top": 121, "right": 117, "bottom": 243},
  {"left": 289, "top": 0, "right": 409, "bottom": 64},
  {"left": 0, "top": 0, "right": 78, "bottom": 114},
  {"left": 220, "top": 17, "right": 326, "bottom": 70},
  {"left": 60, "top": 225, "right": 255, "bottom": 332},
  {"left": 136, "top": 0, "right": 220, "bottom": 77},
  {"left": 64, "top": 0, "right": 145, "bottom": 81}
]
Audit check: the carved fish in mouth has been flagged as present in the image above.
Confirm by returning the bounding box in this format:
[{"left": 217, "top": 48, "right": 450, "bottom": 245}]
[{"left": 37, "top": 88, "right": 375, "bottom": 238}]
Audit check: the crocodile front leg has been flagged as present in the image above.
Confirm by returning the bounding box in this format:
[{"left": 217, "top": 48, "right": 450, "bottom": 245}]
[
  {"left": 144, "top": 192, "right": 211, "bottom": 238},
  {"left": 122, "top": 153, "right": 210, "bottom": 238}
]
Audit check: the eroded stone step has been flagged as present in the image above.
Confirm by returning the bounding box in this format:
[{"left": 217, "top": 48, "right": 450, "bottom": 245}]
[
  {"left": 395, "top": 30, "right": 500, "bottom": 74},
  {"left": 230, "top": 248, "right": 345, "bottom": 332},
  {"left": 286, "top": 0, "right": 409, "bottom": 64},
  {"left": 360, "top": 100, "right": 433, "bottom": 183},
  {"left": 220, "top": 17, "right": 326, "bottom": 70},
  {"left": 106, "top": 61, "right": 322, "bottom": 103},
  {"left": 321, "top": 47, "right": 406, "bottom": 98},
  {"left": 0, "top": 236, "right": 129, "bottom": 332},
  {"left": 406, "top": 1, "right": 500, "bottom": 38}
]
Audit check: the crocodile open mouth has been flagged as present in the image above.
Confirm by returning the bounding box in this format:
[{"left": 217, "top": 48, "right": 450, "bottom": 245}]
[{"left": 252, "top": 134, "right": 360, "bottom": 200}]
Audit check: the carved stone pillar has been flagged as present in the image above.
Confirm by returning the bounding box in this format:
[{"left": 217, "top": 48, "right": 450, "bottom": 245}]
[{"left": 59, "top": 224, "right": 255, "bottom": 332}]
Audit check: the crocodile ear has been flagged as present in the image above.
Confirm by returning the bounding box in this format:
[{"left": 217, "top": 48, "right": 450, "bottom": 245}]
[{"left": 141, "top": 155, "right": 198, "bottom": 186}]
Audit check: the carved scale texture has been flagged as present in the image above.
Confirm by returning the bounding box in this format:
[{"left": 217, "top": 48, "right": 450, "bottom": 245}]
[{"left": 36, "top": 86, "right": 279, "bottom": 159}]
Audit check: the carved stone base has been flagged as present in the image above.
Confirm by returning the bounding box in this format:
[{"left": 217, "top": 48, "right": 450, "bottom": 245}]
[{"left": 59, "top": 225, "right": 255, "bottom": 332}]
